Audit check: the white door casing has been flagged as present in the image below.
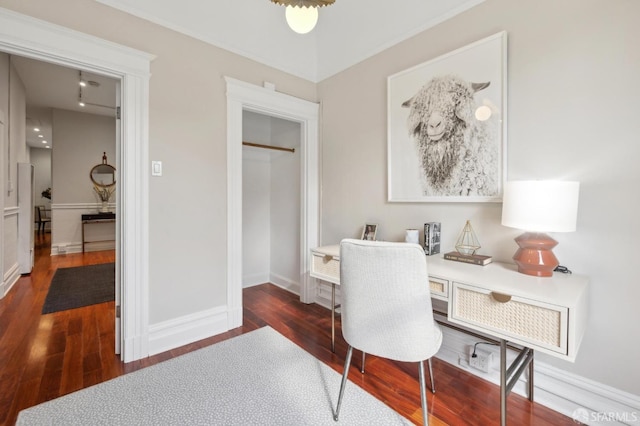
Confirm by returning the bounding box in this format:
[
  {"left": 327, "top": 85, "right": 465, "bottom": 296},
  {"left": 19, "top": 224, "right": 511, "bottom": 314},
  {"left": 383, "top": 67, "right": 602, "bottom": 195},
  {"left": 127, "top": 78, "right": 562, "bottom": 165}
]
[
  {"left": 226, "top": 77, "right": 319, "bottom": 327},
  {"left": 0, "top": 7, "right": 153, "bottom": 362}
]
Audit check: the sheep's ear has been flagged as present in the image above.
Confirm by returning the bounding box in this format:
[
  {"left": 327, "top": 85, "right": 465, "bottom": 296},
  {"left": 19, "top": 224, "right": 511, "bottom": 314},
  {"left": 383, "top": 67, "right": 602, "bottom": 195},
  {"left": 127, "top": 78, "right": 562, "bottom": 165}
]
[
  {"left": 471, "top": 82, "right": 490, "bottom": 93},
  {"left": 401, "top": 97, "right": 413, "bottom": 108}
]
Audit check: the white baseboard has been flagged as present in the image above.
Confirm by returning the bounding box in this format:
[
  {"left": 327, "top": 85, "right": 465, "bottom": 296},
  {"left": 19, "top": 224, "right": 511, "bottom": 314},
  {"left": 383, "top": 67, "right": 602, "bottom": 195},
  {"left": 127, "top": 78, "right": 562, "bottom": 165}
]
[
  {"left": 51, "top": 243, "right": 81, "bottom": 255},
  {"left": 243, "top": 273, "right": 300, "bottom": 295},
  {"left": 1, "top": 262, "right": 21, "bottom": 298},
  {"left": 433, "top": 313, "right": 640, "bottom": 425},
  {"left": 243, "top": 272, "right": 270, "bottom": 288},
  {"left": 148, "top": 306, "right": 229, "bottom": 356},
  {"left": 269, "top": 272, "right": 300, "bottom": 295},
  {"left": 51, "top": 241, "right": 114, "bottom": 255}
]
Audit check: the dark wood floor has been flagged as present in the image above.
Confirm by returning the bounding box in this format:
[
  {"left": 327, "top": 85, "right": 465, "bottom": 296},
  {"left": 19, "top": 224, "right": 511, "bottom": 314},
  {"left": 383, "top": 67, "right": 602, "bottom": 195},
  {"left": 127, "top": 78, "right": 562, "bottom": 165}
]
[{"left": 0, "top": 233, "right": 575, "bottom": 425}]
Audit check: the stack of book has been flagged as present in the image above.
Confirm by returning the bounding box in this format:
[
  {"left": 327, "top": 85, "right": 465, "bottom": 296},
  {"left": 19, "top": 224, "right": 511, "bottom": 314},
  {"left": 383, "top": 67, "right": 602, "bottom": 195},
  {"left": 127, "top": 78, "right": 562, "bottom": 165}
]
[{"left": 444, "top": 251, "right": 493, "bottom": 266}]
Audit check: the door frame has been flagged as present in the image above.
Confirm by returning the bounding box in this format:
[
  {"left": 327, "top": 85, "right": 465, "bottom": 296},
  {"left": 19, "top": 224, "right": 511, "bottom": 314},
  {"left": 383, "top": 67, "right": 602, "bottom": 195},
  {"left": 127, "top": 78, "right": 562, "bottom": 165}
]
[
  {"left": 225, "top": 77, "right": 319, "bottom": 327},
  {"left": 0, "top": 8, "right": 153, "bottom": 362}
]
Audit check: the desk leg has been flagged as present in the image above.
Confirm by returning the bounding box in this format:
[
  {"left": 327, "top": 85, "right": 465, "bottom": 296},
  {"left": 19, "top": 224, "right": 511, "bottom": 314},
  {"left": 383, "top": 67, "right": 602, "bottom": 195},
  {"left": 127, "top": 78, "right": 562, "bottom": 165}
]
[
  {"left": 528, "top": 354, "right": 534, "bottom": 402},
  {"left": 500, "top": 340, "right": 535, "bottom": 426},
  {"left": 331, "top": 283, "right": 336, "bottom": 353},
  {"left": 500, "top": 339, "right": 507, "bottom": 426}
]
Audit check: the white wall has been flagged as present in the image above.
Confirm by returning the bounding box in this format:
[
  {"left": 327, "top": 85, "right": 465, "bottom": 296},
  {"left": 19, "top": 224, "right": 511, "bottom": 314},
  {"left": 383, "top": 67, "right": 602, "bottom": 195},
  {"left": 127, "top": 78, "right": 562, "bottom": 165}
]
[
  {"left": 242, "top": 149, "right": 271, "bottom": 287},
  {"left": 269, "top": 118, "right": 301, "bottom": 289},
  {"left": 0, "top": 52, "right": 27, "bottom": 297},
  {"left": 317, "top": 0, "right": 640, "bottom": 397},
  {"left": 30, "top": 147, "right": 51, "bottom": 207},
  {"left": 0, "top": 52, "right": 9, "bottom": 295}
]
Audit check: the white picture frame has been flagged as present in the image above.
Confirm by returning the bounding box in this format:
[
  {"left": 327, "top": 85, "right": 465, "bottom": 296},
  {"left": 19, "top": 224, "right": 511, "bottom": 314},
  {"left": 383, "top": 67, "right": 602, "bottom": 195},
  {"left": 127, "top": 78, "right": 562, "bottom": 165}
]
[
  {"left": 387, "top": 31, "right": 507, "bottom": 203},
  {"left": 361, "top": 224, "right": 378, "bottom": 241}
]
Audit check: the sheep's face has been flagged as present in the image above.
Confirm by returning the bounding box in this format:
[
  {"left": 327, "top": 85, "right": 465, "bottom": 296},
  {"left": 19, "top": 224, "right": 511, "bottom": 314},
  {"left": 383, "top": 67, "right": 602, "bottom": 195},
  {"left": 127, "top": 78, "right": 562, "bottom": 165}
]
[
  {"left": 402, "top": 76, "right": 489, "bottom": 145},
  {"left": 401, "top": 75, "right": 492, "bottom": 195}
]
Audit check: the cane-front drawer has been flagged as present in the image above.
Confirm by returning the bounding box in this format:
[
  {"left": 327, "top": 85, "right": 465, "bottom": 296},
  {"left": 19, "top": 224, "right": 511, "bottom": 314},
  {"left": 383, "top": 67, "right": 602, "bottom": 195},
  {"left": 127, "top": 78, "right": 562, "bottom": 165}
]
[
  {"left": 428, "top": 276, "right": 449, "bottom": 301},
  {"left": 450, "top": 282, "right": 568, "bottom": 355},
  {"left": 310, "top": 245, "right": 340, "bottom": 285}
]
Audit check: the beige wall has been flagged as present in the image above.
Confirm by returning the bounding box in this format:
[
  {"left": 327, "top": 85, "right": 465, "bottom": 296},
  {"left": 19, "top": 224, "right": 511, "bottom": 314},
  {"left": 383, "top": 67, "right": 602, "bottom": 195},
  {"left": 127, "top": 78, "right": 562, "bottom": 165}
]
[{"left": 317, "top": 0, "right": 640, "bottom": 395}]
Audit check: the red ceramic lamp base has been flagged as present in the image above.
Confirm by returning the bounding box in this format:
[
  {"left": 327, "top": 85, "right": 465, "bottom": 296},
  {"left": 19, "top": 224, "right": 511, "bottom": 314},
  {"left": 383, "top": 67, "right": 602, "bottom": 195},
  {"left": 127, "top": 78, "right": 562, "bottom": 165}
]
[{"left": 512, "top": 232, "right": 559, "bottom": 277}]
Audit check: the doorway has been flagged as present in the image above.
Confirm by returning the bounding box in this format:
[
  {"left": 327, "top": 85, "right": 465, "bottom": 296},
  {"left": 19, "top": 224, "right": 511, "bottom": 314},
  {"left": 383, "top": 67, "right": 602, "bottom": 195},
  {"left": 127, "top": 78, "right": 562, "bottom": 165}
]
[
  {"left": 0, "top": 9, "right": 152, "bottom": 362},
  {"left": 226, "top": 77, "right": 320, "bottom": 328},
  {"left": 242, "top": 111, "right": 301, "bottom": 293}
]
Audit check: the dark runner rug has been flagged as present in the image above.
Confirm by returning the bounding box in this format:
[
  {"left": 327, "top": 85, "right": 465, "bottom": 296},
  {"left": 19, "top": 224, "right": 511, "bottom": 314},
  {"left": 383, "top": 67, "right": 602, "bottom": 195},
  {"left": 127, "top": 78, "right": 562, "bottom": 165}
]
[{"left": 42, "top": 263, "right": 115, "bottom": 314}]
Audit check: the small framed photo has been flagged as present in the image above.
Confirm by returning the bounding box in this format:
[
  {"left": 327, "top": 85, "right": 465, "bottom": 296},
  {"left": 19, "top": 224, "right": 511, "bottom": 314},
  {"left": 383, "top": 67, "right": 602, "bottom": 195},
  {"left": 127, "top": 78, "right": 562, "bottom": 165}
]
[{"left": 361, "top": 224, "right": 378, "bottom": 241}]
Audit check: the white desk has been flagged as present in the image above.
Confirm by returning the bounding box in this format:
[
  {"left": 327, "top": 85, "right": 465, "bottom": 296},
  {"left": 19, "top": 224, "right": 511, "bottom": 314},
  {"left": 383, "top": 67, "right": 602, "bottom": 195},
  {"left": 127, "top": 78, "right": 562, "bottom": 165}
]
[{"left": 310, "top": 244, "right": 589, "bottom": 425}]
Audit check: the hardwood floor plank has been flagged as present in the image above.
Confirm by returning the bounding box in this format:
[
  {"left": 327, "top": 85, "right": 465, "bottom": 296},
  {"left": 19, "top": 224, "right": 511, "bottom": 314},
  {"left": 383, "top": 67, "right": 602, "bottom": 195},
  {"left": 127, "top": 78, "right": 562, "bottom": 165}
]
[{"left": 0, "top": 233, "right": 577, "bottom": 425}]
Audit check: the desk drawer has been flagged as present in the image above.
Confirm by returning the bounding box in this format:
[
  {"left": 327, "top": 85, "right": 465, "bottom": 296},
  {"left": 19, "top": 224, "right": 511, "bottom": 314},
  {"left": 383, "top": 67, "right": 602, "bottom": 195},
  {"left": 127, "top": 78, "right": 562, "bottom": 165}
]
[
  {"left": 428, "top": 276, "right": 448, "bottom": 301},
  {"left": 451, "top": 282, "right": 568, "bottom": 354},
  {"left": 310, "top": 251, "right": 340, "bottom": 285}
]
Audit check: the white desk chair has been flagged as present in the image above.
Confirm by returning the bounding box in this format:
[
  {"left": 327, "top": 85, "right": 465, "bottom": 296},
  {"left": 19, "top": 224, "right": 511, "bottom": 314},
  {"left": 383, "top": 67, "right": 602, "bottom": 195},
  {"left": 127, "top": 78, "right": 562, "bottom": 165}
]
[{"left": 334, "top": 239, "right": 443, "bottom": 425}]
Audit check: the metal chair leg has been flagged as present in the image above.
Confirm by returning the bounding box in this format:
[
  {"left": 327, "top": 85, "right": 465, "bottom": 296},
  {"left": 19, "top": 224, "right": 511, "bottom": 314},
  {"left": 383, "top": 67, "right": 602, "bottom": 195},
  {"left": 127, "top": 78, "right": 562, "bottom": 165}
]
[
  {"left": 334, "top": 345, "right": 353, "bottom": 422},
  {"left": 361, "top": 352, "right": 366, "bottom": 373},
  {"left": 427, "top": 358, "right": 436, "bottom": 393},
  {"left": 419, "top": 360, "right": 430, "bottom": 426}
]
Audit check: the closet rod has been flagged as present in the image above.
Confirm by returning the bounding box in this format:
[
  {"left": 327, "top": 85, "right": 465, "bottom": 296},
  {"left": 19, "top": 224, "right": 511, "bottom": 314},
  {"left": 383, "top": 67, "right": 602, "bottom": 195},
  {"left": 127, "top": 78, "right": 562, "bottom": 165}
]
[{"left": 242, "top": 141, "right": 295, "bottom": 153}]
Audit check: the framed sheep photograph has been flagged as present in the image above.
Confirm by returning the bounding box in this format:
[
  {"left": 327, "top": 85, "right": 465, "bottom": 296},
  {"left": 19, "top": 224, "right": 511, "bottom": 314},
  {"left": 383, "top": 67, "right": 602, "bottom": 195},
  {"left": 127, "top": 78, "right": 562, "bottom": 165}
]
[{"left": 387, "top": 31, "right": 507, "bottom": 202}]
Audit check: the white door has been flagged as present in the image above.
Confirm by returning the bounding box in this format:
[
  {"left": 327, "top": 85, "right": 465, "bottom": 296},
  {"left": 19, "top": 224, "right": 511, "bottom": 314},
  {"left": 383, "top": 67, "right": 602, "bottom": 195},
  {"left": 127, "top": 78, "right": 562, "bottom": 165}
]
[
  {"left": 114, "top": 80, "right": 122, "bottom": 356},
  {"left": 17, "top": 163, "right": 35, "bottom": 274}
]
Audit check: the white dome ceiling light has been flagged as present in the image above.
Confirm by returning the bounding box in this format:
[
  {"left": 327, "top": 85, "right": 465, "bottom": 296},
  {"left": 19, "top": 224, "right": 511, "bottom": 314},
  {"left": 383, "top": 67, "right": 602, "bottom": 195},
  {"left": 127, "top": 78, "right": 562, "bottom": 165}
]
[{"left": 271, "top": 0, "right": 335, "bottom": 34}]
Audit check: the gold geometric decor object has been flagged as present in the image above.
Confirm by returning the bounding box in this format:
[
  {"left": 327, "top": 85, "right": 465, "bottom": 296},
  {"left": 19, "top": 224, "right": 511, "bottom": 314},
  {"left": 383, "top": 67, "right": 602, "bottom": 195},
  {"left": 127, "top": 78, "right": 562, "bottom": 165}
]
[{"left": 455, "top": 220, "right": 481, "bottom": 255}]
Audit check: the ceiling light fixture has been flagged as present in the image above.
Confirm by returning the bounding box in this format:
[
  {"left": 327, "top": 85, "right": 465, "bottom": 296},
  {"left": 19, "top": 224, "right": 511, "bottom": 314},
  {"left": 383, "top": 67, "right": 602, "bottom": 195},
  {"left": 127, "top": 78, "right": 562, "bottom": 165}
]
[
  {"left": 79, "top": 71, "right": 87, "bottom": 87},
  {"left": 78, "top": 87, "right": 85, "bottom": 107},
  {"left": 270, "top": 0, "right": 335, "bottom": 34}
]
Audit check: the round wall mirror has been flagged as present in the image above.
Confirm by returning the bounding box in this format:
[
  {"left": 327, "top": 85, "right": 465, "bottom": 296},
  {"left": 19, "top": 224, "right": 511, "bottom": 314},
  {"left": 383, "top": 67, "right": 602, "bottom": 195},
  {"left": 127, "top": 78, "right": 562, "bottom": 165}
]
[{"left": 90, "top": 152, "right": 116, "bottom": 187}]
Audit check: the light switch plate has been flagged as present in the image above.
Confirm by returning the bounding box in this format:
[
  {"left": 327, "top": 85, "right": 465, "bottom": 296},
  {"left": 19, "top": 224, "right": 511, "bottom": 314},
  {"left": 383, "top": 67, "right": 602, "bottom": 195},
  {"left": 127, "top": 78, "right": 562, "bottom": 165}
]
[{"left": 151, "top": 161, "right": 162, "bottom": 176}]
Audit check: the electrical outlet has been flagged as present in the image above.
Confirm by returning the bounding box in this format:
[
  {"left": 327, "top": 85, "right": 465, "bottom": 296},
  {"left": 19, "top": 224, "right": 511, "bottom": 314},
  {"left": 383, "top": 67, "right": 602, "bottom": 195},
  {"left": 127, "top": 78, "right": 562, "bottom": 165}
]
[{"left": 468, "top": 346, "right": 492, "bottom": 373}]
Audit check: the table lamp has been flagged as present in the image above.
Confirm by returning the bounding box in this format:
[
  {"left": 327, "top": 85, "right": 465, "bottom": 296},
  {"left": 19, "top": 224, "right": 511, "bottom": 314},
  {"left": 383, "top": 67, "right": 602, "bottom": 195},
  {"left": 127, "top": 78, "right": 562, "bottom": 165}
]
[{"left": 501, "top": 180, "right": 580, "bottom": 277}]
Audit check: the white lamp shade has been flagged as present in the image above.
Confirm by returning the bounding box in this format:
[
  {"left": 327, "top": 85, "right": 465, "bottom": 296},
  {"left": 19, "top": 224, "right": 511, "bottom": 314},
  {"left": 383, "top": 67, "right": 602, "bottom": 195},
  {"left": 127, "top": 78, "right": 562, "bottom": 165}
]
[
  {"left": 285, "top": 6, "right": 318, "bottom": 34},
  {"left": 501, "top": 180, "right": 580, "bottom": 232}
]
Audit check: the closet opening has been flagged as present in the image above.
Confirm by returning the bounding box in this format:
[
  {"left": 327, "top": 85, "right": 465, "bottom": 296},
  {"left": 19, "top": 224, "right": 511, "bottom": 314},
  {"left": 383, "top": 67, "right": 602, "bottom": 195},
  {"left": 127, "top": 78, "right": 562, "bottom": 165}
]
[{"left": 242, "top": 110, "right": 301, "bottom": 294}]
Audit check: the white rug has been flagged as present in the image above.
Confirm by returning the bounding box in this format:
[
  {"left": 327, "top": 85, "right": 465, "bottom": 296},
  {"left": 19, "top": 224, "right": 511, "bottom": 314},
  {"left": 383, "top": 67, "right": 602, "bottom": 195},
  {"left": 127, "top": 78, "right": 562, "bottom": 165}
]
[{"left": 17, "top": 326, "right": 412, "bottom": 425}]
